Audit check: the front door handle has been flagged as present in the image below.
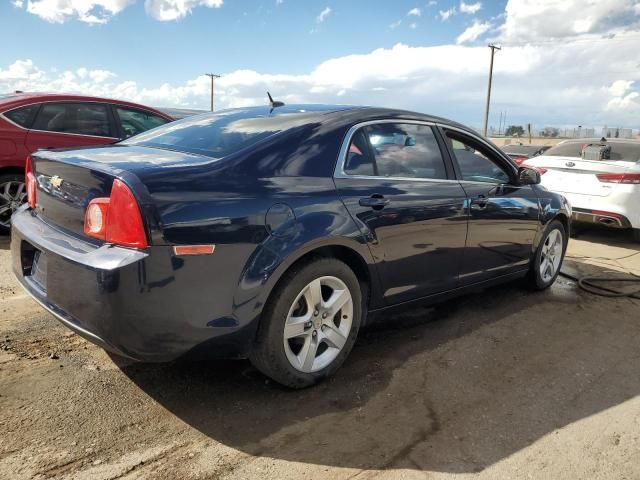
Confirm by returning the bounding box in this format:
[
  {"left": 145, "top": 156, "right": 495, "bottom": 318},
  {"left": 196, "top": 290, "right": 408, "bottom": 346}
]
[
  {"left": 470, "top": 195, "right": 488, "bottom": 210},
  {"left": 359, "top": 194, "right": 389, "bottom": 210}
]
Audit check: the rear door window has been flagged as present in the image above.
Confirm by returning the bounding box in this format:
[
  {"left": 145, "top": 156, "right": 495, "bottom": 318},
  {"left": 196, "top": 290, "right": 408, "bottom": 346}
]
[
  {"left": 115, "top": 106, "right": 168, "bottom": 138},
  {"left": 32, "top": 103, "right": 113, "bottom": 137},
  {"left": 344, "top": 123, "right": 448, "bottom": 180},
  {"left": 4, "top": 104, "right": 39, "bottom": 128},
  {"left": 344, "top": 130, "right": 376, "bottom": 176}
]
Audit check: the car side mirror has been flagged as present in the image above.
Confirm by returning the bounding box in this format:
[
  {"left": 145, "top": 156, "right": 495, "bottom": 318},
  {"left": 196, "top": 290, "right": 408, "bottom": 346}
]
[{"left": 517, "top": 166, "right": 541, "bottom": 185}]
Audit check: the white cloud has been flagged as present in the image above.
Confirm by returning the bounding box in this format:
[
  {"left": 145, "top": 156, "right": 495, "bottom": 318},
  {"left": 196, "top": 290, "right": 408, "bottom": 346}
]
[
  {"left": 439, "top": 7, "right": 456, "bottom": 21},
  {"left": 0, "top": 59, "right": 45, "bottom": 82},
  {"left": 499, "top": 0, "right": 640, "bottom": 43},
  {"left": 89, "top": 69, "right": 116, "bottom": 82},
  {"left": 609, "top": 79, "right": 634, "bottom": 97},
  {"left": 316, "top": 6, "right": 331, "bottom": 23},
  {"left": 5, "top": 0, "right": 640, "bottom": 128},
  {"left": 459, "top": 1, "right": 481, "bottom": 14},
  {"left": 408, "top": 7, "right": 421, "bottom": 16},
  {"left": 389, "top": 19, "right": 402, "bottom": 29},
  {"left": 4, "top": 29, "right": 640, "bottom": 127},
  {"left": 144, "top": 0, "right": 223, "bottom": 21},
  {"left": 428, "top": 0, "right": 437, "bottom": 5},
  {"left": 275, "top": 0, "right": 283, "bottom": 4},
  {"left": 456, "top": 19, "right": 492, "bottom": 43},
  {"left": 12, "top": 0, "right": 24, "bottom": 7},
  {"left": 23, "top": 0, "right": 134, "bottom": 24},
  {"left": 410, "top": 22, "right": 417, "bottom": 29}
]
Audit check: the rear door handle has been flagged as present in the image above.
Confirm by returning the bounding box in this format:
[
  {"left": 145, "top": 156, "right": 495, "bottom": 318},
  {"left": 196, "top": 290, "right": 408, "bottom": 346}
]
[{"left": 359, "top": 194, "right": 389, "bottom": 210}]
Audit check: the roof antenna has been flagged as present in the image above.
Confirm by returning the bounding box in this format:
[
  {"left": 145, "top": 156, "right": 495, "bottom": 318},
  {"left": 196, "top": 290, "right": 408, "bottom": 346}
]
[{"left": 267, "top": 92, "right": 285, "bottom": 113}]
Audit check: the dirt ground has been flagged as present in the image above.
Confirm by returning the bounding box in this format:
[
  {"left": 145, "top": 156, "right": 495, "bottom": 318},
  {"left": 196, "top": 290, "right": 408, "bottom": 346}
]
[{"left": 1, "top": 227, "right": 639, "bottom": 480}]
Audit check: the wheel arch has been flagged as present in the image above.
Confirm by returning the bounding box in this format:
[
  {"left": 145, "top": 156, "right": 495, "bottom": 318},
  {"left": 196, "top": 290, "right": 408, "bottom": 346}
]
[
  {"left": 233, "top": 234, "right": 381, "bottom": 349},
  {"left": 0, "top": 166, "right": 26, "bottom": 178},
  {"left": 270, "top": 243, "right": 373, "bottom": 307}
]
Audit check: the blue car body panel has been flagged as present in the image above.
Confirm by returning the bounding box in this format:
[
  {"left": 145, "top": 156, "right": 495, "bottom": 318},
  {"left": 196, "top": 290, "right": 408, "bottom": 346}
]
[{"left": 11, "top": 105, "right": 571, "bottom": 361}]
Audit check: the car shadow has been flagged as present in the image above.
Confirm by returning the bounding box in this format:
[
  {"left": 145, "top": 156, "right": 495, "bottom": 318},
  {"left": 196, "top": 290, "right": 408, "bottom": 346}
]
[
  {"left": 118, "top": 260, "right": 640, "bottom": 473},
  {"left": 571, "top": 223, "right": 638, "bottom": 249},
  {"left": 0, "top": 236, "right": 10, "bottom": 250}
]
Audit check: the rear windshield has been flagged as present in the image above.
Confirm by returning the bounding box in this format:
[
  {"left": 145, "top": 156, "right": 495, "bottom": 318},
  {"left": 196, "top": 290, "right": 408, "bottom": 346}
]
[
  {"left": 122, "top": 108, "right": 314, "bottom": 158},
  {"left": 544, "top": 141, "right": 640, "bottom": 162}
]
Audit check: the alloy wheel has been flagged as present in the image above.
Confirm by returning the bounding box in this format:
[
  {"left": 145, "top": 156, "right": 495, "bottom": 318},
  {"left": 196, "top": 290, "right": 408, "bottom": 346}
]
[
  {"left": 283, "top": 275, "right": 354, "bottom": 373},
  {"left": 539, "top": 228, "right": 563, "bottom": 282},
  {"left": 0, "top": 180, "right": 26, "bottom": 230}
]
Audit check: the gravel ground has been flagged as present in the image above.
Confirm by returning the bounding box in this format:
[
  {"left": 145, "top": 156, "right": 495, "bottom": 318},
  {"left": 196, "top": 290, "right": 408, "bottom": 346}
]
[{"left": 0, "top": 227, "right": 639, "bottom": 480}]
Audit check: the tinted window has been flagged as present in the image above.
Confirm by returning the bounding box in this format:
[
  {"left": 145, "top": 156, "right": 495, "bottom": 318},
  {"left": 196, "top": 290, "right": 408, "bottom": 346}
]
[
  {"left": 545, "top": 141, "right": 640, "bottom": 162},
  {"left": 344, "top": 130, "right": 376, "bottom": 176},
  {"left": 116, "top": 106, "right": 168, "bottom": 138},
  {"left": 4, "top": 104, "right": 39, "bottom": 128},
  {"left": 446, "top": 131, "right": 510, "bottom": 184},
  {"left": 345, "top": 123, "right": 447, "bottom": 179},
  {"left": 32, "top": 103, "right": 113, "bottom": 137},
  {"left": 124, "top": 109, "right": 314, "bottom": 158}
]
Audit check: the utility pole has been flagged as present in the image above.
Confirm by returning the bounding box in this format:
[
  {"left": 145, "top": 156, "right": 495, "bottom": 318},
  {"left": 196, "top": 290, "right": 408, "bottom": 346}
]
[
  {"left": 483, "top": 44, "right": 501, "bottom": 137},
  {"left": 205, "top": 73, "right": 221, "bottom": 112}
]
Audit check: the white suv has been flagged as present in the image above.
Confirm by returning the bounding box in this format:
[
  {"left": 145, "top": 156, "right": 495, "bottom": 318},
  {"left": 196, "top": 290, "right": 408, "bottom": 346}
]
[{"left": 524, "top": 138, "right": 640, "bottom": 242}]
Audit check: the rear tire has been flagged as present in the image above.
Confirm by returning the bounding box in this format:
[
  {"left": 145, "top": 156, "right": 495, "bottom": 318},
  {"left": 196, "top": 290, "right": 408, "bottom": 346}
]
[
  {"left": 250, "top": 257, "right": 363, "bottom": 388},
  {"left": 0, "top": 174, "right": 26, "bottom": 235},
  {"left": 526, "top": 219, "right": 567, "bottom": 290}
]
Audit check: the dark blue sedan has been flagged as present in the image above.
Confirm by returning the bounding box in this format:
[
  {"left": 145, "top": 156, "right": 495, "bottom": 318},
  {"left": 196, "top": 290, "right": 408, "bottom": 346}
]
[{"left": 11, "top": 104, "right": 570, "bottom": 387}]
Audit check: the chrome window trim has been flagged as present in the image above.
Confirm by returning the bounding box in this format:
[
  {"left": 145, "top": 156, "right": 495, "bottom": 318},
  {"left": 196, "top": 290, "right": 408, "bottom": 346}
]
[
  {"left": 0, "top": 99, "right": 167, "bottom": 140},
  {"left": 333, "top": 119, "right": 457, "bottom": 183}
]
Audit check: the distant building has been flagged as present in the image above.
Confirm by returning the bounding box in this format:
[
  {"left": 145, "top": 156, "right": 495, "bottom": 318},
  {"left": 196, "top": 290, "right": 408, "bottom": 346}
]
[
  {"left": 620, "top": 128, "right": 632, "bottom": 139},
  {"left": 582, "top": 128, "right": 595, "bottom": 138}
]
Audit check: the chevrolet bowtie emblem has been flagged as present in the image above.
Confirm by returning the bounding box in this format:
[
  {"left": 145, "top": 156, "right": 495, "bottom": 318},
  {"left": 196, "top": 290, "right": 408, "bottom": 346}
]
[{"left": 50, "top": 175, "right": 63, "bottom": 188}]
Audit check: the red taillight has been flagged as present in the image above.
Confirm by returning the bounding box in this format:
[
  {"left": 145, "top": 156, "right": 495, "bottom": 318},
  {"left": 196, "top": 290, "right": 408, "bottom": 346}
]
[
  {"left": 83, "top": 179, "right": 148, "bottom": 249},
  {"left": 512, "top": 155, "right": 528, "bottom": 165},
  {"left": 591, "top": 210, "right": 623, "bottom": 218},
  {"left": 25, "top": 155, "right": 36, "bottom": 209},
  {"left": 596, "top": 173, "right": 640, "bottom": 184},
  {"left": 84, "top": 198, "right": 110, "bottom": 238}
]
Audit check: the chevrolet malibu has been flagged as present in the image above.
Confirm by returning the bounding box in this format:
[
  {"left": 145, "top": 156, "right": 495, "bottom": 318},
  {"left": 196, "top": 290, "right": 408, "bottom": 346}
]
[{"left": 11, "top": 105, "right": 570, "bottom": 388}]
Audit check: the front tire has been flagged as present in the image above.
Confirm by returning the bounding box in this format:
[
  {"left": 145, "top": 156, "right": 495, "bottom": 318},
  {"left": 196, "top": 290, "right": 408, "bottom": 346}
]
[
  {"left": 527, "top": 219, "right": 567, "bottom": 290},
  {"left": 250, "top": 258, "right": 363, "bottom": 388}
]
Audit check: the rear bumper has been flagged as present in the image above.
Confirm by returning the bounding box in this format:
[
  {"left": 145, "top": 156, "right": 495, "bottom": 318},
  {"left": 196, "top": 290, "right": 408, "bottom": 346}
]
[
  {"left": 11, "top": 207, "right": 256, "bottom": 362},
  {"left": 572, "top": 208, "right": 632, "bottom": 229},
  {"left": 556, "top": 189, "right": 640, "bottom": 229}
]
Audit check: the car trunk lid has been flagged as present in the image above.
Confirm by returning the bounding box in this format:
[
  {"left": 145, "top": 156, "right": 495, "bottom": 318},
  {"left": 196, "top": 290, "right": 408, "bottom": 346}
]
[
  {"left": 525, "top": 155, "right": 636, "bottom": 197},
  {"left": 30, "top": 145, "right": 217, "bottom": 241}
]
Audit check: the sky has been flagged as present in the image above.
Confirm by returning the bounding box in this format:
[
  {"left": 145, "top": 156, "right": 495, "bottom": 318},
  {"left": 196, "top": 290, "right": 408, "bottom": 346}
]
[{"left": 1, "top": 0, "right": 640, "bottom": 130}]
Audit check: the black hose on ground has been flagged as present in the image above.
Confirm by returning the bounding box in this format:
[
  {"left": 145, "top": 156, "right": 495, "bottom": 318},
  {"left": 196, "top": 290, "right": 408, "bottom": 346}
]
[{"left": 559, "top": 251, "right": 640, "bottom": 299}]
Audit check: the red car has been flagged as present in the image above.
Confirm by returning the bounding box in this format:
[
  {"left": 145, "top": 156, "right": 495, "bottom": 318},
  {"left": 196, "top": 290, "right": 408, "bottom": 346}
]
[{"left": 0, "top": 92, "right": 173, "bottom": 233}]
